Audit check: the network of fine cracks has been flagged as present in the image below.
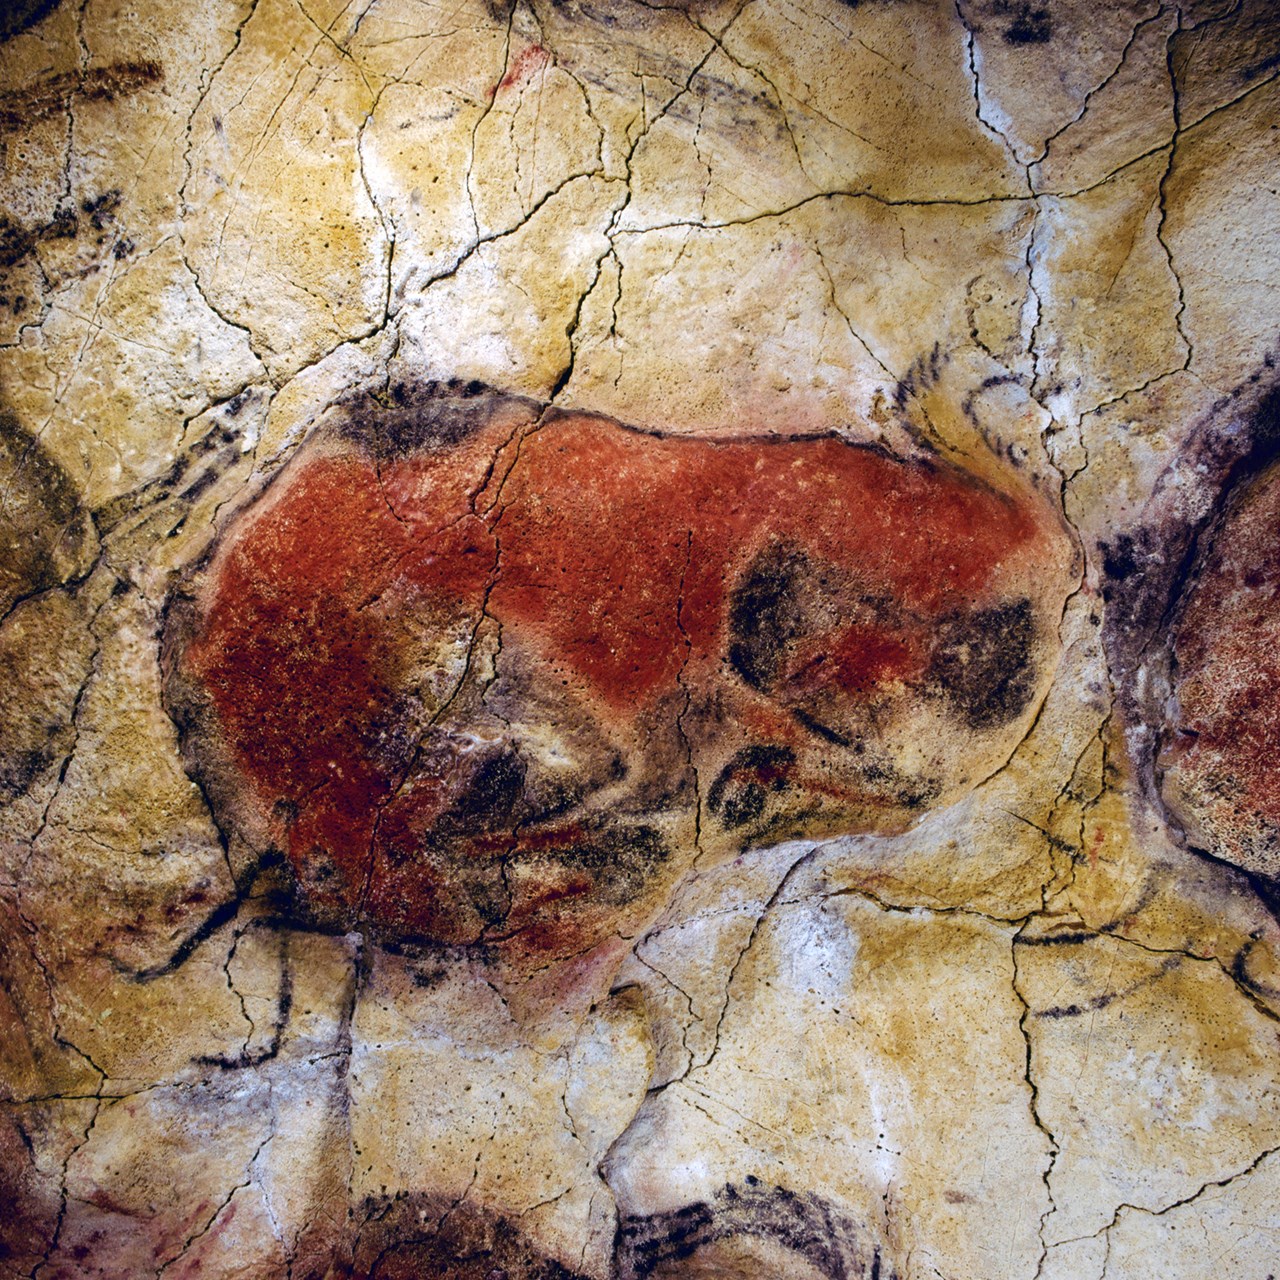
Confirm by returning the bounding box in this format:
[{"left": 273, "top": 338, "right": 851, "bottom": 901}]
[{"left": 6, "top": 1, "right": 1280, "bottom": 1276}]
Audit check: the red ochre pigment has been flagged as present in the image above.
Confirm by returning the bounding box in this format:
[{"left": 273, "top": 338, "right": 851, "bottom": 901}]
[
  {"left": 180, "top": 405, "right": 1054, "bottom": 953},
  {"left": 1163, "top": 460, "right": 1280, "bottom": 874},
  {"left": 492, "top": 419, "right": 1034, "bottom": 705}
]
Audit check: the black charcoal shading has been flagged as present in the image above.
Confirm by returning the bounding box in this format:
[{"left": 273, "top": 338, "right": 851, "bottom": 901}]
[{"left": 615, "top": 1180, "right": 895, "bottom": 1280}]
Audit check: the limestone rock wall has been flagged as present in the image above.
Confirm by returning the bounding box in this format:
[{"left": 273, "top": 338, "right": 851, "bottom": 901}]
[{"left": 2, "top": 1, "right": 1279, "bottom": 1277}]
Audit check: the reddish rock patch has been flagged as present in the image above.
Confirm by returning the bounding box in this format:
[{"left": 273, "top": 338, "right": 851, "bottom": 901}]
[
  {"left": 1162, "top": 458, "right": 1280, "bottom": 878},
  {"left": 496, "top": 42, "right": 551, "bottom": 95}
]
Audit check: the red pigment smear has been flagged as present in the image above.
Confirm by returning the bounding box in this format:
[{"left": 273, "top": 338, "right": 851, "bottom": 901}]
[
  {"left": 496, "top": 43, "right": 550, "bottom": 95},
  {"left": 490, "top": 417, "right": 1040, "bottom": 708},
  {"left": 779, "top": 624, "right": 920, "bottom": 697},
  {"left": 184, "top": 411, "right": 1048, "bottom": 936},
  {"left": 1167, "top": 464, "right": 1280, "bottom": 854},
  {"left": 183, "top": 439, "right": 498, "bottom": 919}
]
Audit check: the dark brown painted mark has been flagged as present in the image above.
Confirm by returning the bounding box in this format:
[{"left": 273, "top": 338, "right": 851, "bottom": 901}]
[
  {"left": 0, "top": 60, "right": 162, "bottom": 133},
  {"left": 708, "top": 746, "right": 796, "bottom": 830},
  {"left": 0, "top": 190, "right": 125, "bottom": 269},
  {"left": 928, "top": 598, "right": 1036, "bottom": 729},
  {"left": 616, "top": 1179, "right": 895, "bottom": 1280},
  {"left": 1003, "top": 4, "right": 1051, "bottom": 45},
  {"left": 320, "top": 1192, "right": 588, "bottom": 1280},
  {"left": 165, "top": 379, "right": 1069, "bottom": 964},
  {"left": 0, "top": 208, "right": 75, "bottom": 270},
  {"left": 0, "top": 0, "right": 62, "bottom": 41},
  {"left": 1032, "top": 955, "right": 1181, "bottom": 1019},
  {"left": 960, "top": 0, "right": 1052, "bottom": 46},
  {"left": 0, "top": 410, "right": 97, "bottom": 618}
]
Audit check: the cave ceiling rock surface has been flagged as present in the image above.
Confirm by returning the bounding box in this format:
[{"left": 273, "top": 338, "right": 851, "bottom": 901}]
[{"left": 3, "top": 0, "right": 1280, "bottom": 1277}]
